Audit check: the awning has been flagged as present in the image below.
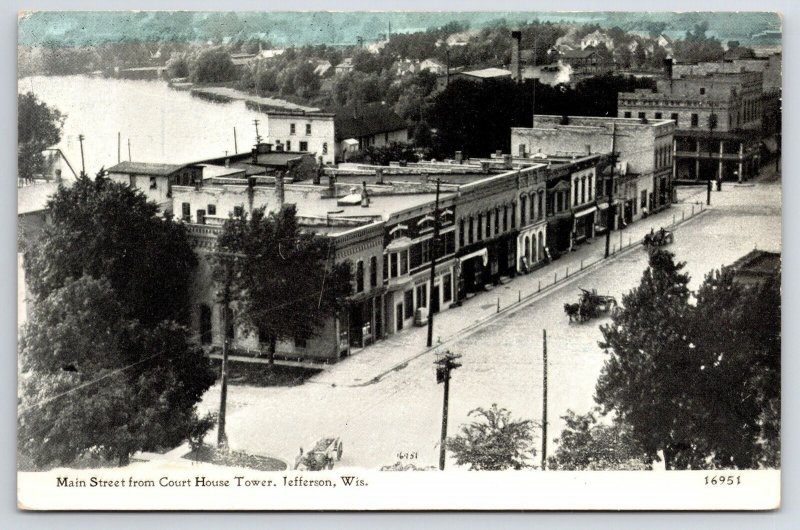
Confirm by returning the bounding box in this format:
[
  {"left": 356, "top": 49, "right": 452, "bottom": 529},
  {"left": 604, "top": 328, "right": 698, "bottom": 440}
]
[
  {"left": 573, "top": 206, "right": 598, "bottom": 219},
  {"left": 459, "top": 248, "right": 489, "bottom": 266}
]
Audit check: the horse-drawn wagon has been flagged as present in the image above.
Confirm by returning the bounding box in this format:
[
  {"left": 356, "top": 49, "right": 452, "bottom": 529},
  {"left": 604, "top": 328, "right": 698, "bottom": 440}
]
[{"left": 564, "top": 288, "right": 618, "bottom": 323}]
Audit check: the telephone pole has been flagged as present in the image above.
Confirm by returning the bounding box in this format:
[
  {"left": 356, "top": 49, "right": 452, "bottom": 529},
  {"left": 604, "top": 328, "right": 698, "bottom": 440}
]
[
  {"left": 117, "top": 132, "right": 121, "bottom": 163},
  {"left": 426, "top": 179, "right": 441, "bottom": 348},
  {"left": 604, "top": 123, "right": 617, "bottom": 258},
  {"left": 253, "top": 119, "right": 262, "bottom": 144},
  {"left": 541, "top": 329, "right": 548, "bottom": 470},
  {"left": 217, "top": 253, "right": 233, "bottom": 449},
  {"left": 78, "top": 134, "right": 86, "bottom": 177},
  {"left": 234, "top": 126, "right": 238, "bottom": 154},
  {"left": 435, "top": 350, "right": 462, "bottom": 470},
  {"left": 128, "top": 139, "right": 132, "bottom": 161}
]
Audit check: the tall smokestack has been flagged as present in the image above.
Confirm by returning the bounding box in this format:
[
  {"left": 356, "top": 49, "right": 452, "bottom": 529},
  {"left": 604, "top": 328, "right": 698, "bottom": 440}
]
[
  {"left": 360, "top": 180, "right": 370, "bottom": 207},
  {"left": 511, "top": 30, "right": 522, "bottom": 82},
  {"left": 663, "top": 57, "right": 673, "bottom": 80}
]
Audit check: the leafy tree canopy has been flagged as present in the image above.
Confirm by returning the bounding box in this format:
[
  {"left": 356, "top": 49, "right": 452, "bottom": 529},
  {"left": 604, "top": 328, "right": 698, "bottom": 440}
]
[
  {"left": 215, "top": 204, "right": 353, "bottom": 361},
  {"left": 448, "top": 404, "right": 537, "bottom": 470},
  {"left": 18, "top": 276, "right": 215, "bottom": 468},
  {"left": 18, "top": 92, "right": 65, "bottom": 182},
  {"left": 23, "top": 175, "right": 197, "bottom": 327},
  {"left": 191, "top": 48, "right": 238, "bottom": 83}
]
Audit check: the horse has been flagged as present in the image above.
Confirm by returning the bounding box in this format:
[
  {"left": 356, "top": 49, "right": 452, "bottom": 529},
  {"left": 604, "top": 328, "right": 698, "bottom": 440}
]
[{"left": 564, "top": 303, "right": 581, "bottom": 323}]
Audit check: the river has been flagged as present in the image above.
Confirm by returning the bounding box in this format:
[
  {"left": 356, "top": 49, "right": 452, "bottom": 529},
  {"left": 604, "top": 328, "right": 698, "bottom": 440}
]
[{"left": 19, "top": 75, "right": 273, "bottom": 175}]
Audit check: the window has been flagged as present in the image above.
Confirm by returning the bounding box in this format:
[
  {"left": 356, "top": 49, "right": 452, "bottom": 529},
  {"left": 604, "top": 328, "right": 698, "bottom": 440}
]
[
  {"left": 538, "top": 192, "right": 544, "bottom": 219},
  {"left": 671, "top": 113, "right": 679, "bottom": 126},
  {"left": 581, "top": 177, "right": 586, "bottom": 204},
  {"left": 556, "top": 192, "right": 563, "bottom": 212},
  {"left": 306, "top": 123, "right": 312, "bottom": 135},
  {"left": 700, "top": 87, "right": 705, "bottom": 95},
  {"left": 641, "top": 189, "right": 648, "bottom": 209},
  {"left": 356, "top": 261, "right": 364, "bottom": 292},
  {"left": 691, "top": 113, "right": 699, "bottom": 127},
  {"left": 416, "top": 284, "right": 427, "bottom": 308},
  {"left": 477, "top": 215, "right": 483, "bottom": 241},
  {"left": 299, "top": 141, "right": 308, "bottom": 152},
  {"left": 322, "top": 142, "right": 328, "bottom": 154},
  {"left": 400, "top": 250, "right": 408, "bottom": 275},
  {"left": 207, "top": 204, "right": 216, "bottom": 216},
  {"left": 624, "top": 111, "right": 632, "bottom": 118},
  {"left": 638, "top": 112, "right": 646, "bottom": 120},
  {"left": 443, "top": 274, "right": 453, "bottom": 303},
  {"left": 294, "top": 334, "right": 307, "bottom": 349},
  {"left": 286, "top": 140, "right": 292, "bottom": 151},
  {"left": 383, "top": 255, "right": 388, "bottom": 282},
  {"left": 468, "top": 218, "right": 474, "bottom": 244},
  {"left": 404, "top": 290, "right": 414, "bottom": 319},
  {"left": 181, "top": 202, "right": 190, "bottom": 221},
  {"left": 390, "top": 252, "right": 398, "bottom": 278},
  {"left": 233, "top": 206, "right": 244, "bottom": 218},
  {"left": 384, "top": 133, "right": 389, "bottom": 143},
  {"left": 459, "top": 219, "right": 465, "bottom": 248},
  {"left": 587, "top": 178, "right": 593, "bottom": 201},
  {"left": 573, "top": 181, "right": 579, "bottom": 206},
  {"left": 503, "top": 206, "right": 508, "bottom": 232},
  {"left": 494, "top": 209, "right": 500, "bottom": 234},
  {"left": 655, "top": 112, "right": 662, "bottom": 119},
  {"left": 149, "top": 176, "right": 157, "bottom": 189},
  {"left": 511, "top": 203, "right": 516, "bottom": 229},
  {"left": 485, "top": 213, "right": 491, "bottom": 238},
  {"left": 196, "top": 209, "right": 206, "bottom": 225},
  {"left": 520, "top": 196, "right": 527, "bottom": 225},
  {"left": 370, "top": 256, "right": 377, "bottom": 288},
  {"left": 290, "top": 123, "right": 296, "bottom": 134}
]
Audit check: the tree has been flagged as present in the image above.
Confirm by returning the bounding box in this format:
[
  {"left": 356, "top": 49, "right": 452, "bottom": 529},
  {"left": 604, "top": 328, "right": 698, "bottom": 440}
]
[
  {"left": 18, "top": 92, "right": 65, "bottom": 182},
  {"left": 165, "top": 52, "right": 190, "bottom": 78},
  {"left": 23, "top": 175, "right": 197, "bottom": 327},
  {"left": 191, "top": 48, "right": 238, "bottom": 83},
  {"left": 447, "top": 404, "right": 537, "bottom": 470},
  {"left": 595, "top": 250, "right": 781, "bottom": 469},
  {"left": 216, "top": 205, "right": 353, "bottom": 363},
  {"left": 18, "top": 276, "right": 215, "bottom": 468},
  {"left": 548, "top": 408, "right": 649, "bottom": 470}
]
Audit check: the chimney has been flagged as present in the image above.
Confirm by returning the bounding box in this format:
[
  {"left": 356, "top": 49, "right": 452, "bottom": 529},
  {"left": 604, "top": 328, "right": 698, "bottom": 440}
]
[
  {"left": 328, "top": 173, "right": 336, "bottom": 194},
  {"left": 511, "top": 30, "right": 522, "bottom": 82},
  {"left": 376, "top": 167, "right": 384, "bottom": 184},
  {"left": 361, "top": 180, "right": 370, "bottom": 207},
  {"left": 251, "top": 147, "right": 258, "bottom": 164},
  {"left": 257, "top": 142, "right": 273, "bottom": 154},
  {"left": 275, "top": 172, "right": 285, "bottom": 206},
  {"left": 586, "top": 145, "right": 592, "bottom": 155},
  {"left": 663, "top": 57, "right": 673, "bottom": 79},
  {"left": 224, "top": 158, "right": 230, "bottom": 168},
  {"left": 454, "top": 151, "right": 463, "bottom": 164}
]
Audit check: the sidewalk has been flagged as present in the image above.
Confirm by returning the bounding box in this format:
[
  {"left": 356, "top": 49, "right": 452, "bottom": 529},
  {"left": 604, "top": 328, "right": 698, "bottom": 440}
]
[{"left": 310, "top": 192, "right": 710, "bottom": 388}]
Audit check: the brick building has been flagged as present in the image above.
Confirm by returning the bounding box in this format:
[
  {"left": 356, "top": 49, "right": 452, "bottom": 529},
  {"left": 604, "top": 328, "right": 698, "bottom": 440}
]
[{"left": 618, "top": 67, "right": 764, "bottom": 182}]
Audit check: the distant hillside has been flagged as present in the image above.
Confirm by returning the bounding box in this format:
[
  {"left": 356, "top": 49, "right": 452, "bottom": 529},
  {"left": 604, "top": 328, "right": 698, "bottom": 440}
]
[{"left": 18, "top": 11, "right": 781, "bottom": 48}]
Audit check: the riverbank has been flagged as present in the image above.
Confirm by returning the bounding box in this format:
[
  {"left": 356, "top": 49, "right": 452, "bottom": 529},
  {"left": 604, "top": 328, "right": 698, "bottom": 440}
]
[{"left": 189, "top": 85, "right": 322, "bottom": 113}]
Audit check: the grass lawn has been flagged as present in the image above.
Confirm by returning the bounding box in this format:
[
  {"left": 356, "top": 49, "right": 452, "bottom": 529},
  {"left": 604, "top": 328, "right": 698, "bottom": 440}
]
[{"left": 209, "top": 358, "right": 321, "bottom": 387}]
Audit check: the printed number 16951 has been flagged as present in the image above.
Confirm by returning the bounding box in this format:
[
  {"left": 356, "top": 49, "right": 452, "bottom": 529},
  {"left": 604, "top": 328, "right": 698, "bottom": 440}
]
[{"left": 705, "top": 475, "right": 741, "bottom": 486}]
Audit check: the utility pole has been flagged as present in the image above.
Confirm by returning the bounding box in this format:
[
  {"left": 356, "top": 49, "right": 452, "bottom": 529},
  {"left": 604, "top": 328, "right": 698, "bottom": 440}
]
[
  {"left": 117, "top": 132, "right": 121, "bottom": 163},
  {"left": 541, "top": 329, "right": 548, "bottom": 470},
  {"left": 253, "top": 119, "right": 262, "bottom": 145},
  {"left": 217, "top": 253, "right": 233, "bottom": 449},
  {"left": 445, "top": 49, "right": 450, "bottom": 87},
  {"left": 604, "top": 123, "right": 617, "bottom": 258},
  {"left": 426, "top": 179, "right": 441, "bottom": 348},
  {"left": 128, "top": 139, "right": 131, "bottom": 162},
  {"left": 78, "top": 134, "right": 86, "bottom": 177},
  {"left": 435, "top": 350, "right": 462, "bottom": 470},
  {"left": 234, "top": 126, "right": 238, "bottom": 154},
  {"left": 707, "top": 178, "right": 712, "bottom": 206}
]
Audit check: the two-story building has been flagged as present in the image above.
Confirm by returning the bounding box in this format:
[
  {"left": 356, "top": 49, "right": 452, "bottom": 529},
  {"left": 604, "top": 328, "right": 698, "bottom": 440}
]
[
  {"left": 263, "top": 110, "right": 336, "bottom": 165},
  {"left": 618, "top": 67, "right": 763, "bottom": 182}
]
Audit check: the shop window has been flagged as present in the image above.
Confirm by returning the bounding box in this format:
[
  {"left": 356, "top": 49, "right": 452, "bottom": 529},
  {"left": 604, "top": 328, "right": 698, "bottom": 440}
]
[
  {"left": 404, "top": 290, "right": 414, "bottom": 319},
  {"left": 416, "top": 284, "right": 427, "bottom": 308},
  {"left": 356, "top": 260, "right": 364, "bottom": 292},
  {"left": 443, "top": 274, "right": 453, "bottom": 303}
]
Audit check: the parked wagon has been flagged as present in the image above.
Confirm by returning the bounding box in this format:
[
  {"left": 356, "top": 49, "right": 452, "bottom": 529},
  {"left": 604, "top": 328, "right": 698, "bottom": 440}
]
[
  {"left": 294, "top": 437, "right": 344, "bottom": 471},
  {"left": 564, "top": 288, "right": 618, "bottom": 323}
]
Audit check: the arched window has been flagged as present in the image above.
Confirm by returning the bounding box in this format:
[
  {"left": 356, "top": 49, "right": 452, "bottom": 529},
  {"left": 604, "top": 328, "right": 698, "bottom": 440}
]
[
  {"left": 322, "top": 142, "right": 328, "bottom": 155},
  {"left": 581, "top": 176, "right": 586, "bottom": 204},
  {"left": 520, "top": 195, "right": 527, "bottom": 225},
  {"left": 538, "top": 191, "right": 544, "bottom": 219},
  {"left": 356, "top": 260, "right": 364, "bottom": 292},
  {"left": 370, "top": 256, "right": 378, "bottom": 288}
]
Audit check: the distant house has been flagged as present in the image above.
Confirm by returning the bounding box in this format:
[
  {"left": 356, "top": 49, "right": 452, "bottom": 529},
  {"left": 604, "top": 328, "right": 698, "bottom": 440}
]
[
  {"left": 230, "top": 53, "right": 257, "bottom": 71},
  {"left": 581, "top": 30, "right": 614, "bottom": 50},
  {"left": 394, "top": 59, "right": 420, "bottom": 77},
  {"left": 259, "top": 48, "right": 285, "bottom": 60},
  {"left": 313, "top": 60, "right": 333, "bottom": 77},
  {"left": 420, "top": 58, "right": 446, "bottom": 75},
  {"left": 435, "top": 67, "right": 512, "bottom": 91},
  {"left": 335, "top": 58, "right": 355, "bottom": 75},
  {"left": 557, "top": 48, "right": 610, "bottom": 75},
  {"left": 333, "top": 104, "right": 409, "bottom": 161},
  {"left": 107, "top": 161, "right": 201, "bottom": 213}
]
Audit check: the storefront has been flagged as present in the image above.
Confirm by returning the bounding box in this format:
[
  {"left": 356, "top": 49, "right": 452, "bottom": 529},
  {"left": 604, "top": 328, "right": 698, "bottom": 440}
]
[{"left": 572, "top": 205, "right": 597, "bottom": 245}]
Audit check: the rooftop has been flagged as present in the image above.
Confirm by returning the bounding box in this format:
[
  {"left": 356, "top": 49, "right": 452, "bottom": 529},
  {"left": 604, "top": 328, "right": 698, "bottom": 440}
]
[
  {"left": 107, "top": 161, "right": 185, "bottom": 176},
  {"left": 332, "top": 103, "right": 408, "bottom": 141},
  {"left": 460, "top": 67, "right": 512, "bottom": 79}
]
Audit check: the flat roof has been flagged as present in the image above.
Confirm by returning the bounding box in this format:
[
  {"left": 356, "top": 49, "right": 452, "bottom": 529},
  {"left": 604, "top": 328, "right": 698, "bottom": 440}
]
[
  {"left": 107, "top": 161, "right": 185, "bottom": 176},
  {"left": 461, "top": 67, "right": 512, "bottom": 78},
  {"left": 286, "top": 189, "right": 453, "bottom": 222}
]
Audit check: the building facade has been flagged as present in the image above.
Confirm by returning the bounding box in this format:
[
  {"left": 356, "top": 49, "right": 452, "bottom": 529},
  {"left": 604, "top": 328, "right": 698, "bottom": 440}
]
[{"left": 265, "top": 110, "right": 336, "bottom": 165}]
